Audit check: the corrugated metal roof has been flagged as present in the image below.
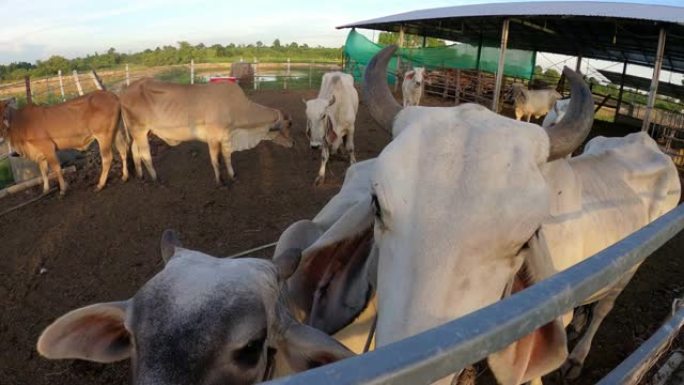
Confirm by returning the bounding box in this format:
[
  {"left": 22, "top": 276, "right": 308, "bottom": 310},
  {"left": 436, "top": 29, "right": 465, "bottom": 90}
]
[
  {"left": 337, "top": 1, "right": 684, "bottom": 73},
  {"left": 338, "top": 2, "right": 684, "bottom": 28}
]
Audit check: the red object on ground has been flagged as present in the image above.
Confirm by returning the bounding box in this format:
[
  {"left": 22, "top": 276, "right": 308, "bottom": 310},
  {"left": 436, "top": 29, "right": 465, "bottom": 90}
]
[{"left": 209, "top": 76, "right": 238, "bottom": 84}]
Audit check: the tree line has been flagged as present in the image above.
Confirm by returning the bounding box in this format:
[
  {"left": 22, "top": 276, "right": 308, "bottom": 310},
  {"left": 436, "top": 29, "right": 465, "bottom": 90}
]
[{"left": 0, "top": 40, "right": 343, "bottom": 81}]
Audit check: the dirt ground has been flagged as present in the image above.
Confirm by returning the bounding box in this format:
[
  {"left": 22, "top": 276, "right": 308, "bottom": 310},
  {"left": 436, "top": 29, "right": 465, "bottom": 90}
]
[{"left": 0, "top": 90, "right": 682, "bottom": 385}]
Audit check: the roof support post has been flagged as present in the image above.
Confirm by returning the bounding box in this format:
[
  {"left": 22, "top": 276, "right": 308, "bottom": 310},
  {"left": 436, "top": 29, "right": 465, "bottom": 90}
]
[
  {"left": 396, "top": 25, "right": 405, "bottom": 92},
  {"left": 492, "top": 18, "right": 510, "bottom": 112},
  {"left": 575, "top": 54, "right": 582, "bottom": 73},
  {"left": 614, "top": 61, "right": 628, "bottom": 122},
  {"left": 642, "top": 27, "right": 667, "bottom": 132},
  {"left": 422, "top": 35, "right": 427, "bottom": 48}
]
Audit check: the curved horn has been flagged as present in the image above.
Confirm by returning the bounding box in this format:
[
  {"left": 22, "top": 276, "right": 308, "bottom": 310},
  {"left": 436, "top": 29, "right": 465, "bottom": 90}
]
[
  {"left": 363, "top": 45, "right": 402, "bottom": 132},
  {"left": 544, "top": 67, "right": 594, "bottom": 160}
]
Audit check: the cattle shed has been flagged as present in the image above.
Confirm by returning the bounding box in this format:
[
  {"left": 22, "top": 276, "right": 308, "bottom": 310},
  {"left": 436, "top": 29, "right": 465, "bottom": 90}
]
[{"left": 337, "top": 1, "right": 684, "bottom": 134}]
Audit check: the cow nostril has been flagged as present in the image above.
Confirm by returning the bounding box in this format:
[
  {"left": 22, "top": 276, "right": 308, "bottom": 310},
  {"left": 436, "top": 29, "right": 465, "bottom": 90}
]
[{"left": 310, "top": 145, "right": 320, "bottom": 150}]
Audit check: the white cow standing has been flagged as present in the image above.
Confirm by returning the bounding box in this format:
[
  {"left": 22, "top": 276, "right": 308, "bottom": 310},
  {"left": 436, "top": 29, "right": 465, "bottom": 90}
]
[
  {"left": 304, "top": 72, "right": 359, "bottom": 185},
  {"left": 402, "top": 67, "right": 426, "bottom": 107},
  {"left": 510, "top": 83, "right": 562, "bottom": 122},
  {"left": 281, "top": 46, "right": 680, "bottom": 385}
]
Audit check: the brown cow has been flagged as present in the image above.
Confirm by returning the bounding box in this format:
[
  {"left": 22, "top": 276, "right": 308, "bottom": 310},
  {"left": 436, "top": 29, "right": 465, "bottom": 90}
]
[
  {"left": 0, "top": 91, "right": 129, "bottom": 195},
  {"left": 119, "top": 78, "right": 293, "bottom": 184}
]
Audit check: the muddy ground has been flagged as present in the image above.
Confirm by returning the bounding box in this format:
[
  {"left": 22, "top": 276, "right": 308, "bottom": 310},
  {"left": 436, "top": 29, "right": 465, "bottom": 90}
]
[{"left": 0, "top": 89, "right": 682, "bottom": 385}]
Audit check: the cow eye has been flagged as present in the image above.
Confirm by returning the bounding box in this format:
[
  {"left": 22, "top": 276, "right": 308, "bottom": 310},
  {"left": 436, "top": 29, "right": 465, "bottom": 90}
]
[{"left": 233, "top": 331, "right": 266, "bottom": 367}]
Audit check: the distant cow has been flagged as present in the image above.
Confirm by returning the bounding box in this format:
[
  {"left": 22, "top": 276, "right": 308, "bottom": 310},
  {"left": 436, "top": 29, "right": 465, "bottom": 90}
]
[
  {"left": 402, "top": 67, "right": 426, "bottom": 107},
  {"left": 304, "top": 72, "right": 359, "bottom": 185},
  {"left": 510, "top": 83, "right": 562, "bottom": 122},
  {"left": 0, "top": 91, "right": 129, "bottom": 195},
  {"left": 120, "top": 78, "right": 293, "bottom": 184}
]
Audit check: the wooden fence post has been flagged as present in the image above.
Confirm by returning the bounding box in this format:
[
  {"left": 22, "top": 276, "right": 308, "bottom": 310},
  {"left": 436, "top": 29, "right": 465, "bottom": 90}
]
[
  {"left": 72, "top": 70, "right": 83, "bottom": 96},
  {"left": 455, "top": 69, "right": 461, "bottom": 105},
  {"left": 58, "top": 70, "right": 66, "bottom": 101},
  {"left": 125, "top": 64, "right": 130, "bottom": 86},
  {"left": 90, "top": 70, "right": 104, "bottom": 90},
  {"left": 24, "top": 75, "right": 32, "bottom": 105},
  {"left": 190, "top": 59, "right": 195, "bottom": 85}
]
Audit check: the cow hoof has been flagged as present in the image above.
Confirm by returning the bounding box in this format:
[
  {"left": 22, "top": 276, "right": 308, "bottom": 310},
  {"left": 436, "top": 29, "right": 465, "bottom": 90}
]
[
  {"left": 560, "top": 358, "right": 583, "bottom": 381},
  {"left": 95, "top": 185, "right": 105, "bottom": 192},
  {"left": 121, "top": 175, "right": 129, "bottom": 183},
  {"left": 314, "top": 176, "right": 324, "bottom": 186}
]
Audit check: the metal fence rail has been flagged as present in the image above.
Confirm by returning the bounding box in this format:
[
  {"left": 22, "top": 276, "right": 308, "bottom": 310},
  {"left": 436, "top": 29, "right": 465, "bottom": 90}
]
[
  {"left": 266, "top": 204, "right": 684, "bottom": 385},
  {"left": 597, "top": 300, "right": 684, "bottom": 384}
]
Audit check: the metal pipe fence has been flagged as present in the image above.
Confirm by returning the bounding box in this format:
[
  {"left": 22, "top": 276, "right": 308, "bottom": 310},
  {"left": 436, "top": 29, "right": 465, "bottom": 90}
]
[{"left": 266, "top": 204, "right": 684, "bottom": 385}]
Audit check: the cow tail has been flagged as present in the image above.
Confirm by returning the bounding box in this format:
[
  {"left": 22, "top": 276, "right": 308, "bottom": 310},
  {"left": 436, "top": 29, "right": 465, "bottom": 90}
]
[{"left": 117, "top": 104, "right": 132, "bottom": 146}]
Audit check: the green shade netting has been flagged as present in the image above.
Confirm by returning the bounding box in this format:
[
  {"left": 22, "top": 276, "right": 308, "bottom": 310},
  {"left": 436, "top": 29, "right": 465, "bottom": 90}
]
[{"left": 343, "top": 29, "right": 535, "bottom": 83}]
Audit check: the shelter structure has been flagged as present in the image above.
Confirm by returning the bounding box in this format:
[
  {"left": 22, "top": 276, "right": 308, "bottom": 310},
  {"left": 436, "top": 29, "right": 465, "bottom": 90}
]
[{"left": 338, "top": 1, "right": 684, "bottom": 131}]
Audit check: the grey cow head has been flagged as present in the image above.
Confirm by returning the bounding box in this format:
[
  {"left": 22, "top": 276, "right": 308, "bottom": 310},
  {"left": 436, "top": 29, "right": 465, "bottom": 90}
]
[{"left": 37, "top": 230, "right": 353, "bottom": 385}]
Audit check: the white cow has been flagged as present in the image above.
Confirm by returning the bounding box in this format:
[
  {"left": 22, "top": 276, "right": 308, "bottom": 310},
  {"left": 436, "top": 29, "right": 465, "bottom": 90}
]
[
  {"left": 304, "top": 71, "right": 359, "bottom": 185},
  {"left": 510, "top": 83, "right": 562, "bottom": 122},
  {"left": 402, "top": 67, "right": 426, "bottom": 107},
  {"left": 284, "top": 46, "right": 680, "bottom": 385},
  {"left": 36, "top": 231, "right": 355, "bottom": 385},
  {"left": 542, "top": 98, "right": 571, "bottom": 128}
]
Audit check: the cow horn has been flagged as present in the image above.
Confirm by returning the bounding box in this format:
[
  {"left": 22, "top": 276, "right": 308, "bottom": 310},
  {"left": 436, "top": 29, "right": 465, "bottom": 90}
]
[
  {"left": 363, "top": 45, "right": 402, "bottom": 133},
  {"left": 544, "top": 67, "right": 594, "bottom": 160}
]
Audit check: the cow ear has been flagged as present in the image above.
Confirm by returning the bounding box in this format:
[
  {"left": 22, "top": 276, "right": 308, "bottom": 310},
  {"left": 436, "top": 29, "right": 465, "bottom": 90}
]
[
  {"left": 405, "top": 70, "right": 415, "bottom": 80},
  {"left": 289, "top": 197, "right": 375, "bottom": 335},
  {"left": 279, "top": 322, "right": 355, "bottom": 372},
  {"left": 37, "top": 301, "right": 132, "bottom": 363},
  {"left": 301, "top": 98, "right": 308, "bottom": 106},
  {"left": 274, "top": 248, "right": 302, "bottom": 280},
  {"left": 161, "top": 229, "right": 182, "bottom": 263},
  {"left": 487, "top": 267, "right": 567, "bottom": 385}
]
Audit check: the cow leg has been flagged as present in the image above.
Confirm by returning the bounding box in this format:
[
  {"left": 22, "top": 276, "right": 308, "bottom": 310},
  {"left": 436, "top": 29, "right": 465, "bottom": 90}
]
[
  {"left": 115, "top": 129, "right": 129, "bottom": 182},
  {"left": 314, "top": 145, "right": 329, "bottom": 186},
  {"left": 135, "top": 135, "right": 157, "bottom": 181},
  {"left": 345, "top": 129, "right": 356, "bottom": 165},
  {"left": 209, "top": 140, "right": 222, "bottom": 185},
  {"left": 38, "top": 159, "right": 50, "bottom": 193},
  {"left": 95, "top": 139, "right": 113, "bottom": 191},
  {"left": 46, "top": 152, "right": 67, "bottom": 195},
  {"left": 131, "top": 138, "right": 143, "bottom": 179},
  {"left": 561, "top": 275, "right": 632, "bottom": 380},
  {"left": 220, "top": 139, "right": 235, "bottom": 181},
  {"left": 526, "top": 114, "right": 532, "bottom": 122},
  {"left": 515, "top": 109, "right": 523, "bottom": 121}
]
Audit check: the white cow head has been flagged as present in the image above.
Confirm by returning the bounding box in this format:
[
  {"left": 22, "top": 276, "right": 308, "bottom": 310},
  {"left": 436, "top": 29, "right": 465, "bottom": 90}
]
[
  {"left": 359, "top": 46, "right": 595, "bottom": 385},
  {"left": 37, "top": 230, "right": 353, "bottom": 385},
  {"left": 303, "top": 96, "right": 335, "bottom": 149},
  {"left": 404, "top": 67, "right": 426, "bottom": 87}
]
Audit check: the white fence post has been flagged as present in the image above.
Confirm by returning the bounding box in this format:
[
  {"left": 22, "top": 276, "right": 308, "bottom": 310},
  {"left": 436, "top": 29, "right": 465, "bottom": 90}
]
[
  {"left": 72, "top": 70, "right": 83, "bottom": 96},
  {"left": 90, "top": 71, "right": 103, "bottom": 90},
  {"left": 57, "top": 70, "right": 65, "bottom": 101},
  {"left": 125, "top": 64, "right": 130, "bottom": 86},
  {"left": 190, "top": 59, "right": 195, "bottom": 85}
]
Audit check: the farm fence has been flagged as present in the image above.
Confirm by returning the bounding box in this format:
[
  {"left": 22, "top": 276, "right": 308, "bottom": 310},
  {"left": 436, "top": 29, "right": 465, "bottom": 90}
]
[{"left": 264, "top": 204, "right": 684, "bottom": 385}]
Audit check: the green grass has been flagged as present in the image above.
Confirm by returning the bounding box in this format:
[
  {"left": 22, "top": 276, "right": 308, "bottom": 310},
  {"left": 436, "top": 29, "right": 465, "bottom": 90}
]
[
  {"left": 0, "top": 157, "right": 14, "bottom": 188},
  {"left": 154, "top": 67, "right": 207, "bottom": 84}
]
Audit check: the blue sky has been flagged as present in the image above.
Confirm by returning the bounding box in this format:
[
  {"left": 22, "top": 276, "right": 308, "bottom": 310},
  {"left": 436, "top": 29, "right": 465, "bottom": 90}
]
[
  {"left": 0, "top": 0, "right": 682, "bottom": 83},
  {"left": 0, "top": 0, "right": 681, "bottom": 64}
]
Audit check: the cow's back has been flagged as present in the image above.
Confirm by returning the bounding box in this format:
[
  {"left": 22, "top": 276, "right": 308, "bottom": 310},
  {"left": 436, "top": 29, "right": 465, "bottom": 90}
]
[
  {"left": 120, "top": 79, "right": 279, "bottom": 139},
  {"left": 9, "top": 90, "right": 119, "bottom": 153},
  {"left": 531, "top": 132, "right": 680, "bottom": 279}
]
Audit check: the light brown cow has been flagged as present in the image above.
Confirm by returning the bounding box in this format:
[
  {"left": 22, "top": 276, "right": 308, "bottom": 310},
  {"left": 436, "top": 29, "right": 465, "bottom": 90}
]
[
  {"left": 0, "top": 91, "right": 129, "bottom": 195},
  {"left": 119, "top": 78, "right": 294, "bottom": 184}
]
